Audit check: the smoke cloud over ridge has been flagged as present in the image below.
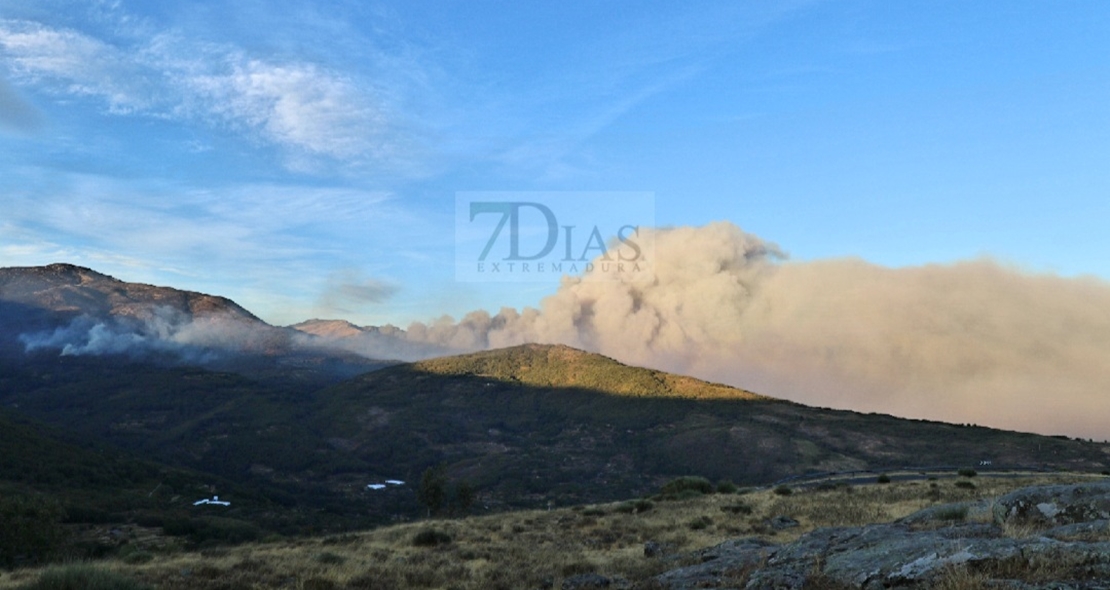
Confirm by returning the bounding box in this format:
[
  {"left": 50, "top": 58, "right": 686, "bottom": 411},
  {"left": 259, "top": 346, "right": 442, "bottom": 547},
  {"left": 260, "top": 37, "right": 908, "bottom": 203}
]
[
  {"left": 12, "top": 223, "right": 1109, "bottom": 439},
  {"left": 363, "top": 222, "right": 1110, "bottom": 439}
]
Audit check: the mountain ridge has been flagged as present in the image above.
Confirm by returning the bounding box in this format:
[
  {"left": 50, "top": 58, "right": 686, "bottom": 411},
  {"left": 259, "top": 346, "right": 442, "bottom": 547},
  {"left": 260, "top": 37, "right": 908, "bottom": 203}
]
[{"left": 0, "top": 263, "right": 262, "bottom": 323}]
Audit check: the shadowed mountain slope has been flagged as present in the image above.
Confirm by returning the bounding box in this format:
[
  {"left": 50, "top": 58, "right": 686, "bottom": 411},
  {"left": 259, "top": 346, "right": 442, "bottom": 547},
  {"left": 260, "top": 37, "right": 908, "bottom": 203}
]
[{"left": 310, "top": 344, "right": 1110, "bottom": 508}]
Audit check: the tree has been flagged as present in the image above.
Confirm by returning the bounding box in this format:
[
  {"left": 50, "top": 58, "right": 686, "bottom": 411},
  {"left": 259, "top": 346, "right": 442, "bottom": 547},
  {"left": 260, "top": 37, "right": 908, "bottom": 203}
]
[
  {"left": 450, "top": 480, "right": 475, "bottom": 516},
  {"left": 417, "top": 464, "right": 447, "bottom": 517}
]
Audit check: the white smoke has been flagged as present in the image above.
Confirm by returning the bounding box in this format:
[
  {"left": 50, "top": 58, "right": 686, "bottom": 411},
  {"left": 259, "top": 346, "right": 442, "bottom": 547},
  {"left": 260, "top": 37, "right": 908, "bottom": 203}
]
[
  {"left": 346, "top": 222, "right": 1110, "bottom": 439},
  {"left": 19, "top": 306, "right": 284, "bottom": 363}
]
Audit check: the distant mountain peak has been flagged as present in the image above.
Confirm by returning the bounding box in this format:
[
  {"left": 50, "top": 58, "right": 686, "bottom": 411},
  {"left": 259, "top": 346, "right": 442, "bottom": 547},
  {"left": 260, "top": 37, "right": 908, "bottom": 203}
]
[
  {"left": 0, "top": 262, "right": 262, "bottom": 323},
  {"left": 289, "top": 319, "right": 367, "bottom": 339}
]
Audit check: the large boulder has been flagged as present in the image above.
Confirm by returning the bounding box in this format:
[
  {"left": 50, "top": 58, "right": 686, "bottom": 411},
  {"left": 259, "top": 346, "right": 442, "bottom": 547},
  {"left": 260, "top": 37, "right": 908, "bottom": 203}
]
[{"left": 992, "top": 482, "right": 1110, "bottom": 527}]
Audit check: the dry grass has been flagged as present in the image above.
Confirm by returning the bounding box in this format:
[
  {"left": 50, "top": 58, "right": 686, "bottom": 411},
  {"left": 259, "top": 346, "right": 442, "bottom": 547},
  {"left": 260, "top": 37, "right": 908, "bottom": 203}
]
[{"left": 0, "top": 473, "right": 1102, "bottom": 590}]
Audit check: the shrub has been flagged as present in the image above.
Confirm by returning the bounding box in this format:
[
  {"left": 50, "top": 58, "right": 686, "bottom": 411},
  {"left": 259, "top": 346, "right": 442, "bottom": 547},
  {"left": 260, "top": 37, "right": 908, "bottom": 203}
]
[
  {"left": 673, "top": 489, "right": 706, "bottom": 501},
  {"left": 616, "top": 498, "right": 654, "bottom": 514},
  {"left": 720, "top": 503, "right": 753, "bottom": 515},
  {"left": 957, "top": 468, "right": 978, "bottom": 478},
  {"left": 954, "top": 481, "right": 976, "bottom": 490},
  {"left": 773, "top": 485, "right": 793, "bottom": 496},
  {"left": 412, "top": 528, "right": 452, "bottom": 547},
  {"left": 19, "top": 565, "right": 150, "bottom": 590},
  {"left": 935, "top": 505, "right": 969, "bottom": 521},
  {"left": 688, "top": 516, "right": 713, "bottom": 530},
  {"left": 876, "top": 474, "right": 891, "bottom": 484},
  {"left": 661, "top": 476, "right": 714, "bottom": 498},
  {"left": 716, "top": 480, "right": 739, "bottom": 494}
]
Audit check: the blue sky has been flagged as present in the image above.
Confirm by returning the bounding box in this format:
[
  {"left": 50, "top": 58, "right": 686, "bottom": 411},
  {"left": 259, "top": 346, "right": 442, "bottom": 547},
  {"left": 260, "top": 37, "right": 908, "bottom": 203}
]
[{"left": 1, "top": 0, "right": 1107, "bottom": 327}]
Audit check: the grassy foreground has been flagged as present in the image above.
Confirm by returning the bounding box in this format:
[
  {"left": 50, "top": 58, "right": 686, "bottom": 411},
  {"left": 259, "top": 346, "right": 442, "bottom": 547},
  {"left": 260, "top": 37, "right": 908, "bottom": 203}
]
[{"left": 0, "top": 473, "right": 1103, "bottom": 590}]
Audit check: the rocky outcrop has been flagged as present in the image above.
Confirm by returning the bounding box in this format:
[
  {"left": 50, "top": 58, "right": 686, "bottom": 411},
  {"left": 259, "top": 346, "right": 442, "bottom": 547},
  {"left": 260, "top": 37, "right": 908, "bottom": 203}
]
[{"left": 650, "top": 482, "right": 1110, "bottom": 590}]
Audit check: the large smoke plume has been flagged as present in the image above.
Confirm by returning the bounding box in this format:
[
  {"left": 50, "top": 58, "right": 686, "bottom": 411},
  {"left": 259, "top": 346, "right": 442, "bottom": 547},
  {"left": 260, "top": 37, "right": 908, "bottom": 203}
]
[
  {"left": 15, "top": 222, "right": 1109, "bottom": 439},
  {"left": 345, "top": 222, "right": 1110, "bottom": 439}
]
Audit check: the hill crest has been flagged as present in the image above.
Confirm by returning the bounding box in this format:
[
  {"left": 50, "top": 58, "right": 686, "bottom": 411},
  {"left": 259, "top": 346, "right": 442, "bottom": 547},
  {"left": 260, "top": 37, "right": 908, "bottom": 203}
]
[{"left": 400, "top": 343, "right": 769, "bottom": 401}]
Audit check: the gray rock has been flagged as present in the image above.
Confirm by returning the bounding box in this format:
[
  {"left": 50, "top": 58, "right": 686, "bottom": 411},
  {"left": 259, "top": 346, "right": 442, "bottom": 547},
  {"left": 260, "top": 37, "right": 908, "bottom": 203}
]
[
  {"left": 651, "top": 538, "right": 775, "bottom": 590},
  {"left": 650, "top": 482, "right": 1110, "bottom": 590},
  {"left": 993, "top": 482, "right": 1110, "bottom": 527},
  {"left": 1043, "top": 519, "right": 1110, "bottom": 541}
]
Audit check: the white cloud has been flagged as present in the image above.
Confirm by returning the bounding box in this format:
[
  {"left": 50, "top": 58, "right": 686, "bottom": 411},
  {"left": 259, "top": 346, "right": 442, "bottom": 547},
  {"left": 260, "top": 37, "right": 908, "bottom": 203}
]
[
  {"left": 0, "top": 20, "right": 151, "bottom": 113},
  {"left": 177, "top": 56, "right": 400, "bottom": 166},
  {"left": 0, "top": 17, "right": 414, "bottom": 171}
]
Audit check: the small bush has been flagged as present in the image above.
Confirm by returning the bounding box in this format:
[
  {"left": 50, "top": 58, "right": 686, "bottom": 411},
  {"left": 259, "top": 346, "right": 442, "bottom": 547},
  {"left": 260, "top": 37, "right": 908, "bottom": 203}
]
[
  {"left": 955, "top": 481, "right": 976, "bottom": 490},
  {"left": 581, "top": 507, "right": 606, "bottom": 517},
  {"left": 661, "top": 476, "right": 714, "bottom": 497},
  {"left": 632, "top": 499, "right": 654, "bottom": 513},
  {"left": 673, "top": 489, "right": 705, "bottom": 501},
  {"left": 412, "top": 528, "right": 452, "bottom": 547},
  {"left": 688, "top": 516, "right": 713, "bottom": 530},
  {"left": 19, "top": 565, "right": 151, "bottom": 590},
  {"left": 716, "top": 480, "right": 739, "bottom": 494},
  {"left": 773, "top": 485, "right": 793, "bottom": 496},
  {"left": 876, "top": 474, "right": 891, "bottom": 484},
  {"left": 957, "top": 468, "right": 978, "bottom": 478},
  {"left": 720, "top": 503, "right": 753, "bottom": 515},
  {"left": 935, "top": 505, "right": 969, "bottom": 521}
]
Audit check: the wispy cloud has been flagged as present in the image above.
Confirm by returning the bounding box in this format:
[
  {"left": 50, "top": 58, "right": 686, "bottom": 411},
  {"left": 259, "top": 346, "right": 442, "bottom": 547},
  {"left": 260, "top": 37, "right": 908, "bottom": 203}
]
[
  {"left": 0, "top": 20, "right": 154, "bottom": 113},
  {"left": 0, "top": 15, "right": 418, "bottom": 172},
  {"left": 0, "top": 171, "right": 413, "bottom": 319}
]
